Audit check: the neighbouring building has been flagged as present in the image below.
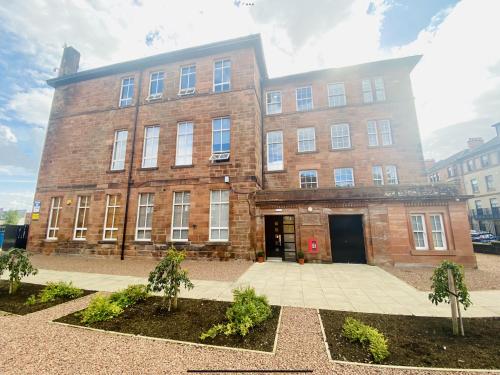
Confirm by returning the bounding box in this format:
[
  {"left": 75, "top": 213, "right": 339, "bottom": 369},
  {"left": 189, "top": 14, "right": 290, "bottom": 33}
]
[
  {"left": 27, "top": 34, "right": 476, "bottom": 267},
  {"left": 427, "top": 124, "right": 500, "bottom": 235}
]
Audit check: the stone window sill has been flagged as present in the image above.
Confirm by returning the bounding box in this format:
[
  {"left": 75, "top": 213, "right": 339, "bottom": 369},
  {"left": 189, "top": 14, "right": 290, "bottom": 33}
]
[
  {"left": 410, "top": 249, "right": 455, "bottom": 256},
  {"left": 205, "top": 241, "right": 231, "bottom": 246},
  {"left": 171, "top": 164, "right": 194, "bottom": 169},
  {"left": 265, "top": 169, "right": 287, "bottom": 174},
  {"left": 133, "top": 241, "right": 153, "bottom": 245},
  {"left": 138, "top": 167, "right": 159, "bottom": 171},
  {"left": 98, "top": 240, "right": 118, "bottom": 244},
  {"left": 329, "top": 147, "right": 354, "bottom": 152},
  {"left": 296, "top": 150, "right": 318, "bottom": 155},
  {"left": 106, "top": 169, "right": 125, "bottom": 174}
]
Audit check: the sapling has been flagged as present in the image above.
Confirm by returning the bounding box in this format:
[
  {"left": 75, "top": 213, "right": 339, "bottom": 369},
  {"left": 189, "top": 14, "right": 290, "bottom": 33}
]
[
  {"left": 147, "top": 247, "right": 193, "bottom": 311},
  {"left": 0, "top": 248, "right": 38, "bottom": 294}
]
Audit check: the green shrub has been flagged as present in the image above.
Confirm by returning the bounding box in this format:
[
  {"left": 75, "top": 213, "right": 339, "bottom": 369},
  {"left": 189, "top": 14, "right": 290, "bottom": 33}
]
[
  {"left": 147, "top": 248, "right": 193, "bottom": 311},
  {"left": 25, "top": 295, "right": 37, "bottom": 306},
  {"left": 200, "top": 287, "right": 272, "bottom": 340},
  {"left": 79, "top": 295, "right": 123, "bottom": 324},
  {"left": 342, "top": 317, "right": 390, "bottom": 363},
  {"left": 39, "top": 281, "right": 84, "bottom": 303},
  {"left": 0, "top": 248, "right": 38, "bottom": 294},
  {"left": 109, "top": 284, "right": 149, "bottom": 308}
]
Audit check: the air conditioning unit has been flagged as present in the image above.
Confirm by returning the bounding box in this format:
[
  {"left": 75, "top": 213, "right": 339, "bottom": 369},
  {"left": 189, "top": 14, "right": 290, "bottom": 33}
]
[
  {"left": 210, "top": 152, "right": 230, "bottom": 162},
  {"left": 179, "top": 88, "right": 195, "bottom": 96}
]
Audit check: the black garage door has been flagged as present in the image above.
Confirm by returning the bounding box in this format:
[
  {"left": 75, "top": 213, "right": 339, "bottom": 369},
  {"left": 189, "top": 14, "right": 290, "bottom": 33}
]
[{"left": 329, "top": 215, "right": 366, "bottom": 263}]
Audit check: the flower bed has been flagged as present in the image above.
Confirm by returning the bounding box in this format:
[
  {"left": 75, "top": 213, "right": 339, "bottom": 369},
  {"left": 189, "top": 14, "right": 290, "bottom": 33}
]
[{"left": 320, "top": 310, "right": 500, "bottom": 369}]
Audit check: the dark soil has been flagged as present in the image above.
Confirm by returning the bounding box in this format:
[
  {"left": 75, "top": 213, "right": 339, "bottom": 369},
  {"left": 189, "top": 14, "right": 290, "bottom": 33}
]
[
  {"left": 320, "top": 310, "right": 500, "bottom": 369},
  {"left": 55, "top": 297, "right": 281, "bottom": 352},
  {"left": 0, "top": 280, "right": 94, "bottom": 315}
]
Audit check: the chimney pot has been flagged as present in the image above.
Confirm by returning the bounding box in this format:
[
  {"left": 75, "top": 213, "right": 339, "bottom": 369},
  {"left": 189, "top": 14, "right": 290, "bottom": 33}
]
[
  {"left": 467, "top": 137, "right": 484, "bottom": 149},
  {"left": 492, "top": 122, "right": 500, "bottom": 138},
  {"left": 58, "top": 46, "right": 80, "bottom": 77}
]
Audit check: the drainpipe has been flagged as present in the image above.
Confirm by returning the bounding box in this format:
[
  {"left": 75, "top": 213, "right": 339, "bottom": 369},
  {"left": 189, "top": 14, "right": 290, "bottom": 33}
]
[{"left": 120, "top": 70, "right": 144, "bottom": 260}]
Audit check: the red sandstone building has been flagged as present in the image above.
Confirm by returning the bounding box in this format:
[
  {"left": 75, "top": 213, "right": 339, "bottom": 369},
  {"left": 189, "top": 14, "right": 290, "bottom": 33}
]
[{"left": 28, "top": 35, "right": 476, "bottom": 267}]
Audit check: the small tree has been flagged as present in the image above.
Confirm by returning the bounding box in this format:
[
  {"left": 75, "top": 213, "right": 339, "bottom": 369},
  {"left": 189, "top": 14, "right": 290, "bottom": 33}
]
[
  {"left": 4, "top": 210, "right": 20, "bottom": 225},
  {"left": 429, "top": 260, "right": 471, "bottom": 336},
  {"left": 147, "top": 247, "right": 193, "bottom": 311},
  {"left": 0, "top": 248, "right": 38, "bottom": 294}
]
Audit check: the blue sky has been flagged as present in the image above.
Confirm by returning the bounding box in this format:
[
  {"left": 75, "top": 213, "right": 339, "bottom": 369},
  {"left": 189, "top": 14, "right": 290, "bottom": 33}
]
[{"left": 0, "top": 0, "right": 499, "bottom": 211}]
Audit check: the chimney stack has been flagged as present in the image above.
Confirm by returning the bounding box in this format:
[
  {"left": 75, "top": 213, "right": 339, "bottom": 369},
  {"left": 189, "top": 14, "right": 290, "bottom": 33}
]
[
  {"left": 467, "top": 137, "right": 484, "bottom": 149},
  {"left": 58, "top": 46, "right": 80, "bottom": 77},
  {"left": 492, "top": 122, "right": 500, "bottom": 138}
]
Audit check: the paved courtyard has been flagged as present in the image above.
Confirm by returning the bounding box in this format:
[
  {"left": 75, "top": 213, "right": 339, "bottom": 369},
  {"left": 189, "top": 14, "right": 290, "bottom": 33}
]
[{"left": 13, "top": 261, "right": 500, "bottom": 317}]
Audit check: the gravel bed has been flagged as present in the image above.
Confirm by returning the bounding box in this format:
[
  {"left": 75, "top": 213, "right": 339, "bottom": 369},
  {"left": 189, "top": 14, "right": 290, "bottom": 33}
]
[
  {"left": 29, "top": 254, "right": 252, "bottom": 282},
  {"left": 0, "top": 297, "right": 492, "bottom": 374},
  {"left": 381, "top": 253, "right": 500, "bottom": 291}
]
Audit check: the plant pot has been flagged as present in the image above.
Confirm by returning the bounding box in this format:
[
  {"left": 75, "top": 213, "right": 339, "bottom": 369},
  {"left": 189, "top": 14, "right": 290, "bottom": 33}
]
[
  {"left": 257, "top": 256, "right": 264, "bottom": 263},
  {"left": 298, "top": 258, "right": 305, "bottom": 265}
]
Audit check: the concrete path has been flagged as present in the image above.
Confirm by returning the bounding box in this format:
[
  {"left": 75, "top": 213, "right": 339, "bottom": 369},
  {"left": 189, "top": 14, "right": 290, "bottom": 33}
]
[{"left": 8, "top": 262, "right": 500, "bottom": 317}]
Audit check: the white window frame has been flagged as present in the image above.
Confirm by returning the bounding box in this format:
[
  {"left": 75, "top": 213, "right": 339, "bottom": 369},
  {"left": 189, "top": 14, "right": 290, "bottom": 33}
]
[
  {"left": 330, "top": 123, "right": 351, "bottom": 149},
  {"left": 386, "top": 165, "right": 399, "bottom": 185},
  {"left": 213, "top": 59, "right": 231, "bottom": 93},
  {"left": 267, "top": 130, "right": 284, "bottom": 171},
  {"left": 372, "top": 166, "right": 384, "bottom": 185},
  {"left": 374, "top": 77, "right": 386, "bottom": 101},
  {"left": 179, "top": 64, "right": 196, "bottom": 94},
  {"left": 299, "top": 170, "right": 318, "bottom": 189},
  {"left": 334, "top": 168, "right": 354, "bottom": 187},
  {"left": 471, "top": 178, "right": 479, "bottom": 193},
  {"left": 209, "top": 190, "right": 230, "bottom": 241},
  {"left": 266, "top": 91, "right": 282, "bottom": 115},
  {"left": 73, "top": 195, "right": 90, "bottom": 240},
  {"left": 295, "top": 86, "right": 313, "bottom": 111},
  {"left": 367, "top": 121, "right": 378, "bottom": 146},
  {"left": 175, "top": 122, "right": 193, "bottom": 166},
  {"left": 46, "top": 197, "right": 62, "bottom": 240},
  {"left": 103, "top": 194, "right": 120, "bottom": 241},
  {"left": 135, "top": 193, "right": 154, "bottom": 241},
  {"left": 119, "top": 77, "right": 134, "bottom": 107},
  {"left": 142, "top": 126, "right": 160, "bottom": 168},
  {"left": 297, "top": 127, "right": 316, "bottom": 153},
  {"left": 110, "top": 129, "right": 128, "bottom": 171},
  {"left": 485, "top": 175, "right": 494, "bottom": 191},
  {"left": 212, "top": 117, "right": 231, "bottom": 154},
  {"left": 362, "top": 79, "right": 373, "bottom": 103},
  {"left": 379, "top": 120, "right": 392, "bottom": 145},
  {"left": 411, "top": 214, "right": 429, "bottom": 250},
  {"left": 327, "top": 82, "right": 346, "bottom": 107},
  {"left": 430, "top": 214, "right": 447, "bottom": 250},
  {"left": 148, "top": 71, "right": 164, "bottom": 99},
  {"left": 171, "top": 191, "right": 191, "bottom": 242}
]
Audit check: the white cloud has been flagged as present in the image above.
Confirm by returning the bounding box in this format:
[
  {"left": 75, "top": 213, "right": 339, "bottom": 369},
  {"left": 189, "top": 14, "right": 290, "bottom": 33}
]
[
  {"left": 4, "top": 88, "right": 53, "bottom": 128},
  {"left": 0, "top": 191, "right": 34, "bottom": 210},
  {"left": 0, "top": 124, "right": 17, "bottom": 144}
]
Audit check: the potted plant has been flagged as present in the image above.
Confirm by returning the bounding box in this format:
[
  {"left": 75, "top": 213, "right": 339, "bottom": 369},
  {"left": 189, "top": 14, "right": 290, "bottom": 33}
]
[
  {"left": 256, "top": 251, "right": 265, "bottom": 263},
  {"left": 297, "top": 250, "right": 305, "bottom": 265}
]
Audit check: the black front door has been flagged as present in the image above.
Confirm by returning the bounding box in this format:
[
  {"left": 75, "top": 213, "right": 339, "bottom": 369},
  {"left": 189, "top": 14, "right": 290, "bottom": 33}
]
[
  {"left": 265, "top": 216, "right": 284, "bottom": 259},
  {"left": 329, "top": 215, "right": 366, "bottom": 263}
]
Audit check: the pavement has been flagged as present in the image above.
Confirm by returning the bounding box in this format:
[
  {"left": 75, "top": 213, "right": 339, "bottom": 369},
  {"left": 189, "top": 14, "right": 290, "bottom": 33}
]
[{"left": 11, "top": 261, "right": 500, "bottom": 317}]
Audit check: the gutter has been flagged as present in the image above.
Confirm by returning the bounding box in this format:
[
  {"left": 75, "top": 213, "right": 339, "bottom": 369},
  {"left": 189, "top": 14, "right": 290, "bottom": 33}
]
[{"left": 120, "top": 70, "right": 144, "bottom": 260}]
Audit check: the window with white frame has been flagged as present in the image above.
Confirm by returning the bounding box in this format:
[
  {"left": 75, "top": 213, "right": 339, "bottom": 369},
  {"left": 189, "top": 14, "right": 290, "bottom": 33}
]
[
  {"left": 136, "top": 193, "right": 154, "bottom": 240},
  {"left": 297, "top": 127, "right": 316, "bottom": 152},
  {"left": 328, "top": 83, "right": 346, "bottom": 107},
  {"left": 374, "top": 77, "right": 386, "bottom": 101},
  {"left": 466, "top": 159, "right": 474, "bottom": 172},
  {"left": 267, "top": 130, "right": 283, "bottom": 171},
  {"left": 367, "top": 120, "right": 392, "bottom": 146},
  {"left": 299, "top": 170, "right": 318, "bottom": 189},
  {"left": 334, "top": 168, "right": 354, "bottom": 187},
  {"left": 179, "top": 65, "right": 196, "bottom": 93},
  {"left": 171, "top": 191, "right": 190, "bottom": 241},
  {"left": 411, "top": 214, "right": 428, "bottom": 250},
  {"left": 490, "top": 198, "right": 498, "bottom": 209},
  {"left": 471, "top": 178, "right": 479, "bottom": 193},
  {"left": 103, "top": 194, "right": 120, "bottom": 240},
  {"left": 430, "top": 214, "right": 447, "bottom": 250},
  {"left": 110, "top": 130, "right": 128, "bottom": 171},
  {"left": 372, "top": 166, "right": 384, "bottom": 185},
  {"left": 266, "top": 91, "right": 282, "bottom": 114},
  {"left": 296, "top": 86, "right": 313, "bottom": 111},
  {"left": 210, "top": 190, "right": 229, "bottom": 241},
  {"left": 212, "top": 117, "right": 231, "bottom": 153},
  {"left": 386, "top": 165, "right": 399, "bottom": 185},
  {"left": 119, "top": 77, "right": 134, "bottom": 107},
  {"left": 481, "top": 154, "right": 490, "bottom": 167},
  {"left": 485, "top": 175, "right": 494, "bottom": 191},
  {"left": 330, "top": 123, "right": 351, "bottom": 149},
  {"left": 46, "top": 197, "right": 62, "bottom": 239},
  {"left": 73, "top": 195, "right": 90, "bottom": 240},
  {"left": 142, "top": 126, "right": 160, "bottom": 168},
  {"left": 148, "top": 71, "right": 164, "bottom": 99},
  {"left": 362, "top": 77, "right": 385, "bottom": 103},
  {"left": 213, "top": 59, "right": 231, "bottom": 92},
  {"left": 175, "top": 122, "right": 193, "bottom": 166}
]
